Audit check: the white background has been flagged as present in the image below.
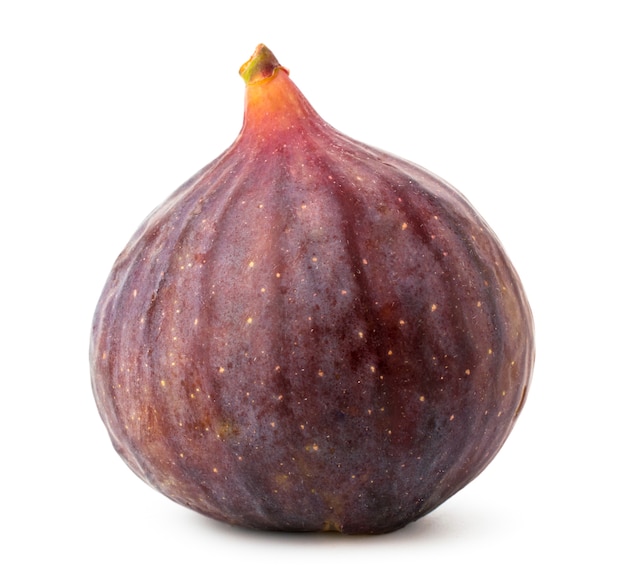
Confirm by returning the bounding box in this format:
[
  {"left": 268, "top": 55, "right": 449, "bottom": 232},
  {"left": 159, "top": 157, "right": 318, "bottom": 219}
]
[{"left": 2, "top": 1, "right": 624, "bottom": 572}]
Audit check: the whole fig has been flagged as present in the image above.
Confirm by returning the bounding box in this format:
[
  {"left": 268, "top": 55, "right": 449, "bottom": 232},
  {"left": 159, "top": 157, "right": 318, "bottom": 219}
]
[{"left": 91, "top": 45, "right": 534, "bottom": 534}]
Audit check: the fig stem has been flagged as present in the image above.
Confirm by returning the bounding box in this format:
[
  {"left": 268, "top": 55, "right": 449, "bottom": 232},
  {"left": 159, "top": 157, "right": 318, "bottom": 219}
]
[{"left": 239, "top": 44, "right": 287, "bottom": 85}]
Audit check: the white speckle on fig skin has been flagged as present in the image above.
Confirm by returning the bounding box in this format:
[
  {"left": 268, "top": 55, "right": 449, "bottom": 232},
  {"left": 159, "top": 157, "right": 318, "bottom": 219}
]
[{"left": 90, "top": 50, "right": 534, "bottom": 535}]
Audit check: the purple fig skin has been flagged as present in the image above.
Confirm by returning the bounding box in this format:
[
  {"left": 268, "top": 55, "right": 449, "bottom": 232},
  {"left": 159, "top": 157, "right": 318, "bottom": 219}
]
[{"left": 91, "top": 46, "right": 534, "bottom": 534}]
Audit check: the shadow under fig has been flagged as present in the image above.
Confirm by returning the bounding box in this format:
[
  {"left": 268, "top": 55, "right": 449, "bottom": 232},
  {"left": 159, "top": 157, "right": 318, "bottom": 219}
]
[{"left": 187, "top": 504, "right": 476, "bottom": 545}]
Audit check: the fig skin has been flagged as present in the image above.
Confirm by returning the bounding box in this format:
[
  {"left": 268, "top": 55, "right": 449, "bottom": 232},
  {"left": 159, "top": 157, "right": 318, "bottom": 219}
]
[{"left": 90, "top": 45, "right": 534, "bottom": 534}]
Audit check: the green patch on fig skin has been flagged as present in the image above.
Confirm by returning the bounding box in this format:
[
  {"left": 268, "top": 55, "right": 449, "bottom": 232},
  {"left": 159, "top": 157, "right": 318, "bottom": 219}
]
[{"left": 239, "top": 44, "right": 287, "bottom": 85}]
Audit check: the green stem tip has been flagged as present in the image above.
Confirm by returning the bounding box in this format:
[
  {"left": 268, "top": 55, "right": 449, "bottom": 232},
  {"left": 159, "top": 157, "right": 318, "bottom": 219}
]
[{"left": 239, "top": 44, "right": 287, "bottom": 85}]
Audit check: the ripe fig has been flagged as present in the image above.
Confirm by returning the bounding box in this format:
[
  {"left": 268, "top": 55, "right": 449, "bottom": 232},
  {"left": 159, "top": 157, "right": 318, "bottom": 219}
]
[{"left": 91, "top": 44, "right": 534, "bottom": 534}]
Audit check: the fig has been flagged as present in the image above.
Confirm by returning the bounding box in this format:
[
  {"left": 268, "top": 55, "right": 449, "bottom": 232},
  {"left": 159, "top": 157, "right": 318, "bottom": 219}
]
[{"left": 91, "top": 44, "right": 534, "bottom": 535}]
